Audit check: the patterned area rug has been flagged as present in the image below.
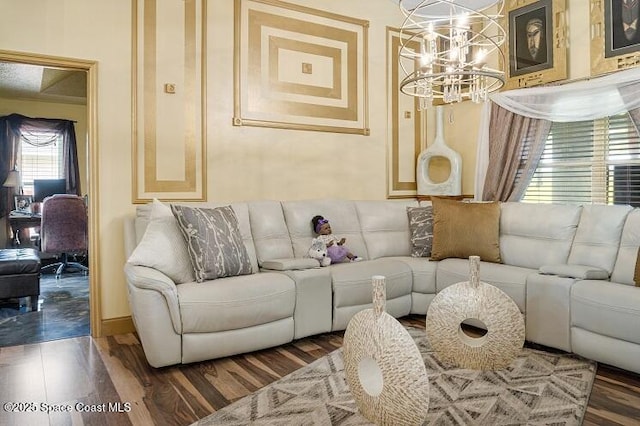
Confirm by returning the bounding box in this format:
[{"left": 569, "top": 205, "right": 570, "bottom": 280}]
[{"left": 193, "top": 328, "right": 596, "bottom": 425}]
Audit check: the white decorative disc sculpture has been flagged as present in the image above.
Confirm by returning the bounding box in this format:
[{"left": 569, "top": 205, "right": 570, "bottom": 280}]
[
  {"left": 417, "top": 105, "right": 462, "bottom": 196},
  {"left": 425, "top": 256, "right": 525, "bottom": 370},
  {"left": 343, "top": 276, "right": 429, "bottom": 425}
]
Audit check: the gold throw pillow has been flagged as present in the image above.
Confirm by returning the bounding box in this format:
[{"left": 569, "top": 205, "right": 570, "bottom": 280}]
[{"left": 430, "top": 197, "right": 502, "bottom": 263}]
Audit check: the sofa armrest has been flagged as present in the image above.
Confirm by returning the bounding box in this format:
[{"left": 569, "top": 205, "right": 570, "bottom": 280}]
[
  {"left": 539, "top": 264, "right": 609, "bottom": 280},
  {"left": 260, "top": 258, "right": 320, "bottom": 271},
  {"left": 124, "top": 263, "right": 182, "bottom": 334}
]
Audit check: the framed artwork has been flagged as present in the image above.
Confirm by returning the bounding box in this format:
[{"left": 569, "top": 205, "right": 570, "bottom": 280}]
[
  {"left": 502, "top": 0, "right": 567, "bottom": 90},
  {"left": 131, "top": 0, "right": 207, "bottom": 203},
  {"left": 234, "top": 0, "right": 369, "bottom": 135},
  {"left": 386, "top": 27, "right": 423, "bottom": 198},
  {"left": 14, "top": 195, "right": 32, "bottom": 213},
  {"left": 591, "top": 0, "right": 640, "bottom": 76}
]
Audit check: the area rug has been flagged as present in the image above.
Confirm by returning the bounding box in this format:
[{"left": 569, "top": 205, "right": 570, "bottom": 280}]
[{"left": 193, "top": 328, "right": 596, "bottom": 425}]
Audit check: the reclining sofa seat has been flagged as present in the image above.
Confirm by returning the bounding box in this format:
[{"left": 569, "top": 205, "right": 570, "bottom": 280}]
[
  {"left": 570, "top": 206, "right": 640, "bottom": 373},
  {"left": 125, "top": 201, "right": 297, "bottom": 367},
  {"left": 354, "top": 200, "right": 438, "bottom": 316},
  {"left": 277, "top": 199, "right": 421, "bottom": 331},
  {"left": 436, "top": 202, "right": 583, "bottom": 313},
  {"left": 526, "top": 204, "right": 630, "bottom": 351}
]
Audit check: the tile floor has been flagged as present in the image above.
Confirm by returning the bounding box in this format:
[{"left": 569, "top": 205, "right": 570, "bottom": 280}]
[{"left": 0, "top": 270, "right": 89, "bottom": 347}]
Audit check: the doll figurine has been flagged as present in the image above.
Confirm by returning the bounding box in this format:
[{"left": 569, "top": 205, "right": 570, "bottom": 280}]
[{"left": 312, "top": 215, "right": 362, "bottom": 263}]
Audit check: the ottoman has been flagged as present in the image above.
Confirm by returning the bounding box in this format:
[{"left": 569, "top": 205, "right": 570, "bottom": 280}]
[{"left": 0, "top": 248, "right": 42, "bottom": 311}]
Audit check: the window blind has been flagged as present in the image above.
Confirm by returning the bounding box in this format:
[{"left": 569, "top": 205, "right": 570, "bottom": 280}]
[
  {"left": 20, "top": 132, "right": 64, "bottom": 197},
  {"left": 523, "top": 113, "right": 640, "bottom": 206}
]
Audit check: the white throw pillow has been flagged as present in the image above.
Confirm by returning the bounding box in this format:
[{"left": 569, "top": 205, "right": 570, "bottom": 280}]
[{"left": 127, "top": 199, "right": 194, "bottom": 284}]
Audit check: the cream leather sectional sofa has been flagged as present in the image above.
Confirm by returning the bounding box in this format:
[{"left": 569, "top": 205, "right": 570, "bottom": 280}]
[{"left": 123, "top": 199, "right": 640, "bottom": 373}]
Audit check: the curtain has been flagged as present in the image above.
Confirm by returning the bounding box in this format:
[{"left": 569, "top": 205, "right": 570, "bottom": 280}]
[
  {"left": 0, "top": 117, "right": 19, "bottom": 219},
  {"left": 0, "top": 113, "right": 81, "bottom": 219},
  {"left": 490, "top": 67, "right": 640, "bottom": 121},
  {"left": 481, "top": 104, "right": 551, "bottom": 201},
  {"left": 474, "top": 66, "right": 640, "bottom": 201},
  {"left": 474, "top": 101, "right": 492, "bottom": 200},
  {"left": 629, "top": 108, "right": 640, "bottom": 137}
]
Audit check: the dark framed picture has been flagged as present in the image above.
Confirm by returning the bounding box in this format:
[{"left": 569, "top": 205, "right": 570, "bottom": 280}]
[
  {"left": 502, "top": 0, "right": 566, "bottom": 90},
  {"left": 591, "top": 0, "right": 640, "bottom": 76},
  {"left": 14, "top": 195, "right": 33, "bottom": 213},
  {"left": 605, "top": 0, "right": 640, "bottom": 58},
  {"left": 509, "top": 0, "right": 553, "bottom": 77}
]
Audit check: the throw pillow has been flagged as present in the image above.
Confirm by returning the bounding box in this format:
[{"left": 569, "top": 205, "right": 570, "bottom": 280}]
[
  {"left": 407, "top": 206, "right": 433, "bottom": 257},
  {"left": 430, "top": 197, "right": 502, "bottom": 263},
  {"left": 171, "top": 204, "right": 253, "bottom": 282},
  {"left": 127, "top": 199, "right": 195, "bottom": 284},
  {"left": 635, "top": 247, "right": 640, "bottom": 287}
]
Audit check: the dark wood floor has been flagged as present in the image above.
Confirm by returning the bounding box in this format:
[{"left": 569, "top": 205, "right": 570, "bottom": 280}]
[{"left": 0, "top": 316, "right": 639, "bottom": 426}]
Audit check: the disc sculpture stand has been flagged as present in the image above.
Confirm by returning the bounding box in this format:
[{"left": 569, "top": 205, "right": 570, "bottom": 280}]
[
  {"left": 343, "top": 276, "right": 429, "bottom": 425},
  {"left": 425, "top": 256, "right": 525, "bottom": 370}
]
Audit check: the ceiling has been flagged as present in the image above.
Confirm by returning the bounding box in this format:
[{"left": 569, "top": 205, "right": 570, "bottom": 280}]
[{"left": 0, "top": 61, "right": 87, "bottom": 105}]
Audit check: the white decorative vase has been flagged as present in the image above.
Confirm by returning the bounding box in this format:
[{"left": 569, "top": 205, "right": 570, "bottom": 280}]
[
  {"left": 343, "top": 276, "right": 429, "bottom": 425},
  {"left": 425, "top": 256, "right": 525, "bottom": 370},
  {"left": 417, "top": 105, "right": 462, "bottom": 196}
]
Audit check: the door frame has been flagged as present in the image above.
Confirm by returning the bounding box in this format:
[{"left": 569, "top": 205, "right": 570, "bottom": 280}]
[{"left": 0, "top": 50, "right": 101, "bottom": 337}]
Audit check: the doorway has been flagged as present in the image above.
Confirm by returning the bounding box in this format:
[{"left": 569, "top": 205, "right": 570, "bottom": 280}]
[{"left": 0, "top": 50, "right": 100, "bottom": 341}]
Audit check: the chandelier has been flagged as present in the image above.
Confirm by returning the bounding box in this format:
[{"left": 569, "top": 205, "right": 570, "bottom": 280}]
[{"left": 397, "top": 0, "right": 506, "bottom": 108}]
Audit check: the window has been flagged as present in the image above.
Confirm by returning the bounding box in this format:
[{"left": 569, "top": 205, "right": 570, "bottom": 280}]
[
  {"left": 19, "top": 130, "right": 64, "bottom": 197},
  {"left": 523, "top": 113, "right": 640, "bottom": 206}
]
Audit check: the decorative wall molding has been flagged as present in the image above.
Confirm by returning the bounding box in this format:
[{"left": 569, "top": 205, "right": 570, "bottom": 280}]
[
  {"left": 386, "top": 27, "right": 423, "bottom": 199},
  {"left": 234, "top": 0, "right": 369, "bottom": 135},
  {"left": 132, "top": 0, "right": 207, "bottom": 203}
]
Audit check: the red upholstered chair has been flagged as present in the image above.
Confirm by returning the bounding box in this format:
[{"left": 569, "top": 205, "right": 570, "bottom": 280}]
[{"left": 40, "top": 194, "right": 89, "bottom": 278}]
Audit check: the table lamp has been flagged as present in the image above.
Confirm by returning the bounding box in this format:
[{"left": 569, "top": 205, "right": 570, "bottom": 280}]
[{"left": 3, "top": 169, "right": 23, "bottom": 194}]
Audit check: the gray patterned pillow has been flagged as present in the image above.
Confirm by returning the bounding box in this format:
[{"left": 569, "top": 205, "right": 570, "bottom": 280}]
[
  {"left": 407, "top": 206, "right": 433, "bottom": 258},
  {"left": 171, "top": 205, "right": 252, "bottom": 282}
]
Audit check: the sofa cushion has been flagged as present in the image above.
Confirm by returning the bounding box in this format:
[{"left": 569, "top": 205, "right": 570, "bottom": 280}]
[
  {"left": 227, "top": 203, "right": 260, "bottom": 274},
  {"left": 356, "top": 200, "right": 417, "bottom": 259},
  {"left": 430, "top": 198, "right": 501, "bottom": 263},
  {"left": 127, "top": 199, "right": 194, "bottom": 284},
  {"left": 282, "top": 199, "right": 368, "bottom": 260},
  {"left": 571, "top": 280, "right": 640, "bottom": 345},
  {"left": 611, "top": 209, "right": 640, "bottom": 285},
  {"left": 407, "top": 206, "right": 433, "bottom": 257},
  {"left": 171, "top": 205, "right": 253, "bottom": 282},
  {"left": 567, "top": 204, "right": 632, "bottom": 274},
  {"left": 177, "top": 272, "right": 295, "bottom": 333},
  {"left": 247, "top": 201, "right": 294, "bottom": 266},
  {"left": 435, "top": 257, "right": 532, "bottom": 312},
  {"left": 499, "top": 202, "right": 581, "bottom": 270},
  {"left": 330, "top": 259, "right": 413, "bottom": 308},
  {"left": 389, "top": 256, "right": 437, "bottom": 294}
]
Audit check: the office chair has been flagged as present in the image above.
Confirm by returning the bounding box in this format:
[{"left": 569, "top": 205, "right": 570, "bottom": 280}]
[{"left": 40, "top": 194, "right": 89, "bottom": 278}]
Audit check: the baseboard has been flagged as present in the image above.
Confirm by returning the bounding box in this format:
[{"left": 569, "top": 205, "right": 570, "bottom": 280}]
[{"left": 101, "top": 316, "right": 136, "bottom": 336}]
